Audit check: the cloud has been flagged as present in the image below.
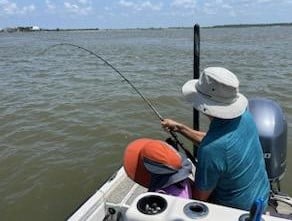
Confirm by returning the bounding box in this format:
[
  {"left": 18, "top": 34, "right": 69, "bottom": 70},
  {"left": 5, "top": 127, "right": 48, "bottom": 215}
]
[
  {"left": 201, "top": 0, "right": 236, "bottom": 16},
  {"left": 46, "top": 0, "right": 93, "bottom": 15},
  {"left": 171, "top": 0, "right": 196, "bottom": 9},
  {"left": 119, "top": 0, "right": 163, "bottom": 11},
  {"left": 0, "top": 0, "right": 35, "bottom": 15},
  {"left": 63, "top": 0, "right": 92, "bottom": 15},
  {"left": 257, "top": 0, "right": 273, "bottom": 3},
  {"left": 45, "top": 0, "right": 56, "bottom": 10},
  {"left": 64, "top": 0, "right": 92, "bottom": 15}
]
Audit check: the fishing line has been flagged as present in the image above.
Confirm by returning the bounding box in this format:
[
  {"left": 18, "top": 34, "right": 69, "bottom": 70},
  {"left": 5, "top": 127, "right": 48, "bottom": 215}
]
[{"left": 39, "top": 43, "right": 196, "bottom": 164}]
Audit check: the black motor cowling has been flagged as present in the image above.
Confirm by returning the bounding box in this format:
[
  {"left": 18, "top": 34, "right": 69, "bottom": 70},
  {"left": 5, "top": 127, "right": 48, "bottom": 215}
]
[{"left": 248, "top": 98, "right": 287, "bottom": 182}]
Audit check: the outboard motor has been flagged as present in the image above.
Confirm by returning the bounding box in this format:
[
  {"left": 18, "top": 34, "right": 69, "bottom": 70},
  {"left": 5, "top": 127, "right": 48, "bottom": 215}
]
[{"left": 248, "top": 98, "right": 288, "bottom": 192}]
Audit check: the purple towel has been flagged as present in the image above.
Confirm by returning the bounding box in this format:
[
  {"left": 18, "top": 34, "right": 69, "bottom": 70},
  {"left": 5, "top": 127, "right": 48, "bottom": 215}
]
[{"left": 155, "top": 179, "right": 192, "bottom": 199}]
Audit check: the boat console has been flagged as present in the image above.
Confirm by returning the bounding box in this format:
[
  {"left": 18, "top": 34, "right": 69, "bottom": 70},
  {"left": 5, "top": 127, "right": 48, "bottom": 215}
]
[{"left": 124, "top": 192, "right": 287, "bottom": 221}]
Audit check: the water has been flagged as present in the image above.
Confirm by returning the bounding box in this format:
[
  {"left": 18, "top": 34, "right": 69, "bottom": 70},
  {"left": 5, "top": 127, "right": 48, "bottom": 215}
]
[{"left": 0, "top": 27, "right": 291, "bottom": 220}]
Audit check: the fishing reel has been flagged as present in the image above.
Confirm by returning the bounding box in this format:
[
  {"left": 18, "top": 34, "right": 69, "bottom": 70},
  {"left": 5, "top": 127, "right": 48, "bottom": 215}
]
[
  {"left": 165, "top": 137, "right": 179, "bottom": 150},
  {"left": 165, "top": 136, "right": 198, "bottom": 166}
]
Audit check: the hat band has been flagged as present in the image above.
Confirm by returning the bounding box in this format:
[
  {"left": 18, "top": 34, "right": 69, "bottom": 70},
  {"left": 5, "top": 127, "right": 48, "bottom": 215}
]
[{"left": 195, "top": 83, "right": 238, "bottom": 104}]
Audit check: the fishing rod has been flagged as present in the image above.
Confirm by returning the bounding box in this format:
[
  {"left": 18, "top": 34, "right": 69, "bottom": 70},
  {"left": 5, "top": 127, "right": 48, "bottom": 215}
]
[{"left": 39, "top": 43, "right": 196, "bottom": 164}]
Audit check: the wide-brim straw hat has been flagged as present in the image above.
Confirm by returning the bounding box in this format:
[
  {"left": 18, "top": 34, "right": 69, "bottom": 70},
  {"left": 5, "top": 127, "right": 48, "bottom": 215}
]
[
  {"left": 123, "top": 138, "right": 192, "bottom": 191},
  {"left": 182, "top": 67, "right": 248, "bottom": 119}
]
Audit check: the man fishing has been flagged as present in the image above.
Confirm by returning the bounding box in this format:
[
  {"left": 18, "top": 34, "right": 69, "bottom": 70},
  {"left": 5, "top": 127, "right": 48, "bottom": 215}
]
[
  {"left": 161, "top": 67, "right": 270, "bottom": 211},
  {"left": 41, "top": 44, "right": 270, "bottom": 211}
]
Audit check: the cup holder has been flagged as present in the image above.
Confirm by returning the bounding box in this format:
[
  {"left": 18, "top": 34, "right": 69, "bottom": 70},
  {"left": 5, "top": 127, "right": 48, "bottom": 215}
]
[
  {"left": 184, "top": 202, "right": 209, "bottom": 219},
  {"left": 137, "top": 195, "right": 167, "bottom": 215}
]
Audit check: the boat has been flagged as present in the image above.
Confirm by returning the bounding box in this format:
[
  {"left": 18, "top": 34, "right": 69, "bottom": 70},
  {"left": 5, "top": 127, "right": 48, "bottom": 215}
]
[
  {"left": 67, "top": 165, "right": 292, "bottom": 221},
  {"left": 67, "top": 25, "right": 292, "bottom": 221}
]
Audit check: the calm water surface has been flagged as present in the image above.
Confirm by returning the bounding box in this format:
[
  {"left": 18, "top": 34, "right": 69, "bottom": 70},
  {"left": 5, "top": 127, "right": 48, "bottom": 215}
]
[{"left": 0, "top": 27, "right": 291, "bottom": 220}]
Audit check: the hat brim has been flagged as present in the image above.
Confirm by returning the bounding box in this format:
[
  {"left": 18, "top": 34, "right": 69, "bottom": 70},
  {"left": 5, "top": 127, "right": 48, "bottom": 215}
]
[
  {"left": 182, "top": 79, "right": 248, "bottom": 119},
  {"left": 147, "top": 156, "right": 192, "bottom": 191}
]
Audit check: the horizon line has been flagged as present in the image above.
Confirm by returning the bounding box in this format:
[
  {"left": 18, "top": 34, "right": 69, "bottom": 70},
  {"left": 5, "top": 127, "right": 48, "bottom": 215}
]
[{"left": 1, "top": 22, "right": 292, "bottom": 31}]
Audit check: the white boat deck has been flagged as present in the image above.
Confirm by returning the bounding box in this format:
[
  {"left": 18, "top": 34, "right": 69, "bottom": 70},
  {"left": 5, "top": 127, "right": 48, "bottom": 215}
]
[
  {"left": 68, "top": 167, "right": 292, "bottom": 221},
  {"left": 105, "top": 168, "right": 147, "bottom": 206}
]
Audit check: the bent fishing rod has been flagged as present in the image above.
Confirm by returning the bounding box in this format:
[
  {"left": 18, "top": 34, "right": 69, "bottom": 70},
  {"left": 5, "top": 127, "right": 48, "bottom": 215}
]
[{"left": 39, "top": 43, "right": 196, "bottom": 164}]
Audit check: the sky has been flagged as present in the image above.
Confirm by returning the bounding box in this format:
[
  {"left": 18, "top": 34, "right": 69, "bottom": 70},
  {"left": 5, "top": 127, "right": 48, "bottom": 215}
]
[{"left": 1, "top": 0, "right": 292, "bottom": 29}]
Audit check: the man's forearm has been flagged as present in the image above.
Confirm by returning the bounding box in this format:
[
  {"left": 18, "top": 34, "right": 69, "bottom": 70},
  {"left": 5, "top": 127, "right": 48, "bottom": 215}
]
[{"left": 177, "top": 124, "right": 206, "bottom": 145}]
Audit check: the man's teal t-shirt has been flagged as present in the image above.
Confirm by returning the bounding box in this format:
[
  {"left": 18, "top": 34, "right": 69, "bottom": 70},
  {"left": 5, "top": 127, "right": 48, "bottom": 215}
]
[{"left": 195, "top": 111, "right": 270, "bottom": 211}]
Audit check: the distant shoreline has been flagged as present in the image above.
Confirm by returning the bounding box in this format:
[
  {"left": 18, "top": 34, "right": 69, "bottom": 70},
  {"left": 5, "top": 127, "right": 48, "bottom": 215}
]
[
  {"left": 1, "top": 22, "right": 292, "bottom": 32},
  {"left": 39, "top": 22, "right": 292, "bottom": 30},
  {"left": 206, "top": 22, "right": 292, "bottom": 28}
]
